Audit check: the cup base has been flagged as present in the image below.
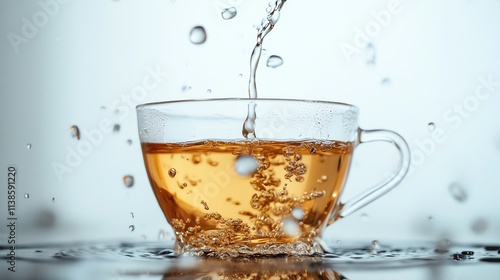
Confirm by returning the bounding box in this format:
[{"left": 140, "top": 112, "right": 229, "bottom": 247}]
[{"left": 176, "top": 240, "right": 324, "bottom": 258}]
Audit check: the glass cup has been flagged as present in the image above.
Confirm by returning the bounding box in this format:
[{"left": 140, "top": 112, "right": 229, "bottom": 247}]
[{"left": 137, "top": 98, "right": 410, "bottom": 257}]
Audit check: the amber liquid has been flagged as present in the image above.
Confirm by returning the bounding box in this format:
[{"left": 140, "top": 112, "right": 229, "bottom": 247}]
[{"left": 142, "top": 140, "right": 353, "bottom": 257}]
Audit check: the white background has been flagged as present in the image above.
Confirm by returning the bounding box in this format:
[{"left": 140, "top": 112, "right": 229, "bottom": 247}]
[{"left": 1, "top": 0, "right": 499, "bottom": 247}]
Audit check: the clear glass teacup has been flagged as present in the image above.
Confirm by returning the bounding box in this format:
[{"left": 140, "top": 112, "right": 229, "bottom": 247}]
[{"left": 137, "top": 98, "right": 410, "bottom": 257}]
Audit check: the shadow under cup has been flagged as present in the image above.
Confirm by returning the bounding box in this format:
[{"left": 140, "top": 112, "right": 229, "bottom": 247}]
[{"left": 137, "top": 98, "right": 410, "bottom": 257}]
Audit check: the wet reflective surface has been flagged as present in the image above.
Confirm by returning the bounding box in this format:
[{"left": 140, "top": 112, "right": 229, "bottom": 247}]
[{"left": 1, "top": 242, "right": 500, "bottom": 279}]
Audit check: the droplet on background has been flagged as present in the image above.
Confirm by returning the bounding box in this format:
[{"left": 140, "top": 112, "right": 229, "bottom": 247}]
[
  {"left": 189, "top": 26, "right": 207, "bottom": 44},
  {"left": 427, "top": 122, "right": 436, "bottom": 132},
  {"left": 158, "top": 230, "right": 168, "bottom": 241},
  {"left": 168, "top": 168, "right": 177, "bottom": 178},
  {"left": 126, "top": 139, "right": 133, "bottom": 145},
  {"left": 130, "top": 212, "right": 134, "bottom": 218},
  {"left": 26, "top": 143, "right": 32, "bottom": 149},
  {"left": 52, "top": 197, "right": 55, "bottom": 203},
  {"left": 113, "top": 124, "right": 120, "bottom": 133},
  {"left": 449, "top": 182, "right": 467, "bottom": 202},
  {"left": 182, "top": 85, "right": 191, "bottom": 92},
  {"left": 123, "top": 175, "right": 134, "bottom": 188},
  {"left": 100, "top": 106, "right": 107, "bottom": 111},
  {"left": 282, "top": 216, "right": 301, "bottom": 236},
  {"left": 471, "top": 218, "right": 488, "bottom": 234},
  {"left": 70, "top": 125, "right": 80, "bottom": 140},
  {"left": 234, "top": 155, "right": 259, "bottom": 176},
  {"left": 238, "top": 73, "right": 243, "bottom": 78},
  {"left": 129, "top": 225, "right": 135, "bottom": 232},
  {"left": 360, "top": 213, "right": 369, "bottom": 221},
  {"left": 266, "top": 55, "right": 283, "bottom": 68},
  {"left": 366, "top": 42, "right": 376, "bottom": 65},
  {"left": 140, "top": 235, "right": 147, "bottom": 240},
  {"left": 206, "top": 89, "right": 212, "bottom": 94},
  {"left": 291, "top": 207, "right": 305, "bottom": 220},
  {"left": 221, "top": 7, "right": 237, "bottom": 20},
  {"left": 371, "top": 240, "right": 380, "bottom": 251},
  {"left": 381, "top": 78, "right": 391, "bottom": 86},
  {"left": 24, "top": 193, "right": 29, "bottom": 198}
]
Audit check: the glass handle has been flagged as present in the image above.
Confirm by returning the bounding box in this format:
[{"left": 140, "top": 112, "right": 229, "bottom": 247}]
[{"left": 337, "top": 128, "right": 411, "bottom": 219}]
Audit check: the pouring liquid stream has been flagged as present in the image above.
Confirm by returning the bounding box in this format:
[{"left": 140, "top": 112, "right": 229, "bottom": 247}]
[{"left": 242, "top": 0, "right": 287, "bottom": 138}]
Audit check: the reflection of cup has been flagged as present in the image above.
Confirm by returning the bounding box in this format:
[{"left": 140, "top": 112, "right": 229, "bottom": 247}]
[{"left": 137, "top": 99, "right": 410, "bottom": 257}]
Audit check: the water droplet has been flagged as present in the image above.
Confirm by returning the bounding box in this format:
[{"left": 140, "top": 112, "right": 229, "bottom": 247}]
[
  {"left": 130, "top": 212, "right": 134, "bottom": 218},
  {"left": 221, "top": 7, "right": 237, "bottom": 20},
  {"left": 26, "top": 143, "right": 32, "bottom": 149},
  {"left": 182, "top": 85, "right": 191, "bottom": 92},
  {"left": 189, "top": 26, "right": 207, "bottom": 44},
  {"left": 449, "top": 182, "right": 467, "bottom": 202},
  {"left": 129, "top": 225, "right": 135, "bottom": 232},
  {"left": 234, "top": 155, "right": 259, "bottom": 176},
  {"left": 366, "top": 42, "right": 376, "bottom": 65},
  {"left": 336, "top": 240, "right": 342, "bottom": 244},
  {"left": 70, "top": 125, "right": 80, "bottom": 140},
  {"left": 238, "top": 73, "right": 243, "bottom": 78},
  {"left": 123, "top": 175, "right": 134, "bottom": 188},
  {"left": 360, "top": 213, "right": 369, "bottom": 221},
  {"left": 462, "top": 251, "right": 474, "bottom": 256},
  {"left": 24, "top": 193, "right": 29, "bottom": 198},
  {"left": 371, "top": 240, "right": 380, "bottom": 250},
  {"left": 282, "top": 216, "right": 301, "bottom": 236},
  {"left": 100, "top": 106, "right": 107, "bottom": 111},
  {"left": 381, "top": 77, "right": 391, "bottom": 86},
  {"left": 266, "top": 55, "right": 283, "bottom": 68},
  {"left": 113, "top": 124, "right": 120, "bottom": 133},
  {"left": 320, "top": 175, "right": 328, "bottom": 182},
  {"left": 126, "top": 139, "right": 133, "bottom": 145},
  {"left": 52, "top": 197, "right": 55, "bottom": 203},
  {"left": 428, "top": 122, "right": 436, "bottom": 132},
  {"left": 291, "top": 207, "right": 305, "bottom": 220},
  {"left": 158, "top": 229, "right": 168, "bottom": 241},
  {"left": 471, "top": 218, "right": 487, "bottom": 234},
  {"left": 168, "top": 168, "right": 177, "bottom": 178},
  {"left": 452, "top": 253, "right": 465, "bottom": 261},
  {"left": 206, "top": 89, "right": 212, "bottom": 94}
]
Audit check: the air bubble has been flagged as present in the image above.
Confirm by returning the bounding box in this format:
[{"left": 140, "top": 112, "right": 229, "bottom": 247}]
[
  {"left": 26, "top": 143, "right": 32, "bottom": 149},
  {"left": 282, "top": 216, "right": 301, "bottom": 236},
  {"left": 189, "top": 26, "right": 207, "bottom": 44},
  {"left": 168, "top": 168, "right": 177, "bottom": 178},
  {"left": 291, "top": 207, "right": 305, "bottom": 220},
  {"left": 123, "top": 175, "right": 134, "bottom": 188},
  {"left": 234, "top": 155, "right": 259, "bottom": 176},
  {"left": 221, "top": 7, "right": 237, "bottom": 20},
  {"left": 449, "top": 182, "right": 467, "bottom": 202},
  {"left": 70, "top": 125, "right": 80, "bottom": 140},
  {"left": 129, "top": 225, "right": 135, "bottom": 232},
  {"left": 266, "top": 55, "right": 283, "bottom": 68},
  {"left": 24, "top": 193, "right": 29, "bottom": 198},
  {"left": 113, "top": 124, "right": 120, "bottom": 133},
  {"left": 428, "top": 122, "right": 436, "bottom": 132}
]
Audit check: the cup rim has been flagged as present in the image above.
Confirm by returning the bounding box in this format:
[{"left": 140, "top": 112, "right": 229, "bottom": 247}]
[{"left": 136, "top": 98, "right": 359, "bottom": 111}]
